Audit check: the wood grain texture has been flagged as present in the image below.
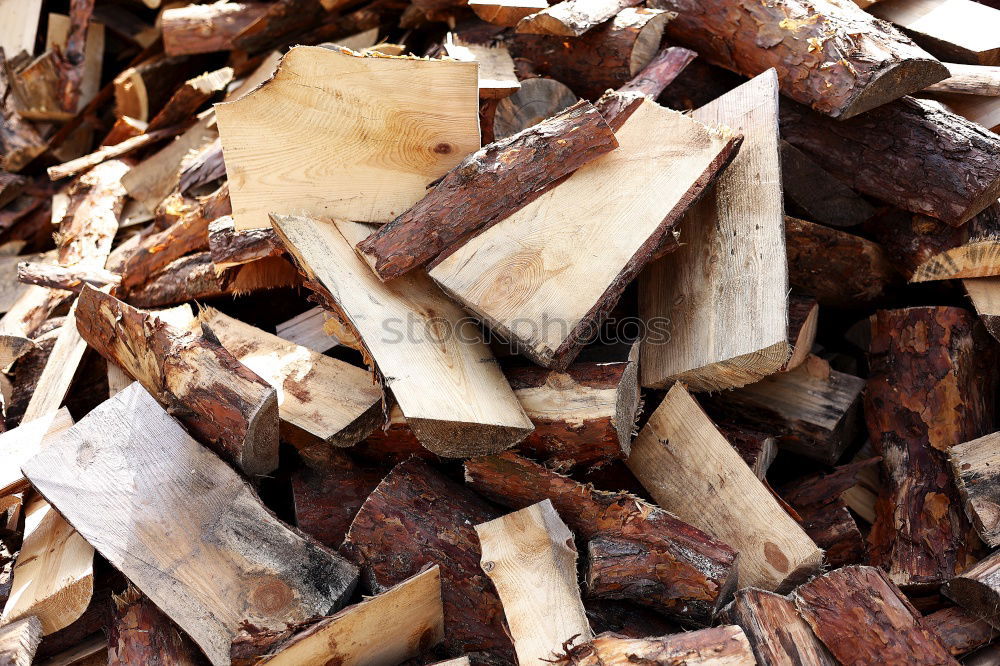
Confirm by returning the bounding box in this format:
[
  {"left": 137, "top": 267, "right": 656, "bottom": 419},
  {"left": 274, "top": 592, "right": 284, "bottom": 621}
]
[
  {"left": 20, "top": 300, "right": 87, "bottom": 423},
  {"left": 949, "top": 432, "right": 1000, "bottom": 548},
  {"left": 0, "top": 616, "right": 42, "bottom": 666},
  {"left": 162, "top": 2, "right": 270, "bottom": 56},
  {"left": 469, "top": 0, "right": 548, "bottom": 26},
  {"left": 276, "top": 307, "right": 337, "bottom": 353},
  {"left": 22, "top": 382, "right": 359, "bottom": 666},
  {"left": 291, "top": 451, "right": 384, "bottom": 546},
  {"left": 475, "top": 501, "right": 591, "bottom": 665},
  {"left": 627, "top": 382, "right": 823, "bottom": 591},
  {"left": 431, "top": 97, "right": 740, "bottom": 370},
  {"left": 926, "top": 62, "right": 1000, "bottom": 94},
  {"left": 720, "top": 588, "right": 836, "bottom": 666},
  {"left": 964, "top": 276, "right": 1000, "bottom": 343},
  {"left": 552, "top": 627, "right": 755, "bottom": 666},
  {"left": 516, "top": 0, "right": 642, "bottom": 36},
  {"left": 0, "top": 407, "right": 73, "bottom": 496},
  {"left": 870, "top": 0, "right": 1000, "bottom": 65},
  {"left": 932, "top": 89, "right": 1000, "bottom": 132},
  {"left": 945, "top": 552, "right": 1000, "bottom": 630},
  {"left": 492, "top": 78, "right": 577, "bottom": 140},
  {"left": 209, "top": 216, "right": 284, "bottom": 271},
  {"left": 443, "top": 36, "right": 519, "bottom": 99},
  {"left": 217, "top": 46, "right": 480, "bottom": 230},
  {"left": 272, "top": 215, "right": 532, "bottom": 458},
  {"left": 925, "top": 605, "right": 999, "bottom": 655},
  {"left": 641, "top": 71, "right": 788, "bottom": 392}
]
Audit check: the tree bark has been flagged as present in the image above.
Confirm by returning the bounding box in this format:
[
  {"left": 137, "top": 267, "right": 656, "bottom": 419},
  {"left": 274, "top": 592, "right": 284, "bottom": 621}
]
[
  {"left": 924, "top": 605, "right": 999, "bottom": 656},
  {"left": 551, "top": 628, "right": 755, "bottom": 666},
  {"left": 780, "top": 142, "right": 875, "bottom": 228},
  {"left": 291, "top": 451, "right": 385, "bottom": 549},
  {"left": 945, "top": 551, "right": 1000, "bottom": 630},
  {"left": 125, "top": 252, "right": 234, "bottom": 308},
  {"left": 720, "top": 588, "right": 836, "bottom": 666},
  {"left": 492, "top": 77, "right": 577, "bottom": 140},
  {"left": 107, "top": 586, "right": 206, "bottom": 665},
  {"left": 0, "top": 50, "right": 47, "bottom": 172},
  {"left": 145, "top": 67, "right": 233, "bottom": 132},
  {"left": 16, "top": 261, "right": 120, "bottom": 293},
  {"left": 516, "top": 0, "right": 643, "bottom": 36},
  {"left": 162, "top": 3, "right": 271, "bottom": 56}
]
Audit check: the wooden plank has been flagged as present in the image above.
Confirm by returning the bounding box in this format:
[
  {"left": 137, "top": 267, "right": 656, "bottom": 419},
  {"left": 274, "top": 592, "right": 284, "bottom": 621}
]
[
  {"left": 869, "top": 0, "right": 1000, "bottom": 65},
  {"left": 927, "top": 62, "right": 1000, "bottom": 95},
  {"left": 964, "top": 276, "right": 1000, "bottom": 342},
  {"left": 0, "top": 406, "right": 73, "bottom": 497},
  {"left": 216, "top": 46, "right": 480, "bottom": 230},
  {"left": 640, "top": 70, "right": 788, "bottom": 392},
  {"left": 429, "top": 97, "right": 740, "bottom": 369},
  {"left": 275, "top": 307, "right": 338, "bottom": 353},
  {"left": 626, "top": 382, "right": 823, "bottom": 591},
  {"left": 949, "top": 432, "right": 1000, "bottom": 548},
  {"left": 475, "top": 500, "right": 592, "bottom": 665},
  {"left": 22, "top": 382, "right": 359, "bottom": 666},
  {"left": 0, "top": 616, "right": 42, "bottom": 666},
  {"left": 443, "top": 35, "right": 519, "bottom": 99},
  {"left": 271, "top": 215, "right": 533, "bottom": 457},
  {"left": 0, "top": 494, "right": 94, "bottom": 635},
  {"left": 0, "top": 0, "right": 43, "bottom": 57},
  {"left": 20, "top": 299, "right": 88, "bottom": 422}
]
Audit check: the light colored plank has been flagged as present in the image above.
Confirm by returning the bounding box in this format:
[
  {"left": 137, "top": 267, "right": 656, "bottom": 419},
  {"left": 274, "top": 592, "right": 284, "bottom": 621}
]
[
  {"left": 106, "top": 361, "right": 133, "bottom": 396},
  {"left": 640, "top": 70, "right": 789, "bottom": 392},
  {"left": 444, "top": 35, "right": 520, "bottom": 99},
  {"left": 627, "top": 382, "right": 823, "bottom": 591},
  {"left": 21, "top": 382, "right": 359, "bottom": 666},
  {"left": 257, "top": 567, "right": 444, "bottom": 666},
  {"left": 870, "top": 0, "right": 1000, "bottom": 65},
  {"left": 216, "top": 46, "right": 480, "bottom": 230},
  {"left": 275, "top": 307, "right": 338, "bottom": 353},
  {"left": 0, "top": 616, "right": 42, "bottom": 666},
  {"left": 926, "top": 63, "right": 1000, "bottom": 95},
  {"left": 430, "top": 97, "right": 739, "bottom": 369},
  {"left": 20, "top": 299, "right": 87, "bottom": 422},
  {"left": 272, "top": 215, "right": 533, "bottom": 458},
  {"left": 0, "top": 494, "right": 94, "bottom": 635},
  {"left": 0, "top": 407, "right": 73, "bottom": 497},
  {"left": 468, "top": 0, "right": 548, "bottom": 26},
  {"left": 45, "top": 14, "right": 105, "bottom": 113},
  {"left": 0, "top": 0, "right": 42, "bottom": 57},
  {"left": 475, "top": 500, "right": 592, "bottom": 666}
]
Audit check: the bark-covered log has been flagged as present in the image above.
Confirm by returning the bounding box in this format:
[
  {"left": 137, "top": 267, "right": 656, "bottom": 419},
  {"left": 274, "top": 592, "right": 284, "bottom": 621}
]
[
  {"left": 924, "top": 605, "right": 999, "bottom": 656},
  {"left": 205, "top": 215, "right": 287, "bottom": 270},
  {"left": 866, "top": 306, "right": 995, "bottom": 587},
  {"left": 794, "top": 566, "right": 957, "bottom": 665},
  {"left": 720, "top": 588, "right": 836, "bottom": 666},
  {"left": 125, "top": 252, "right": 236, "bottom": 308},
  {"left": 356, "top": 101, "right": 617, "bottom": 281},
  {"left": 291, "top": 452, "right": 385, "bottom": 549},
  {"left": 231, "top": 0, "right": 330, "bottom": 54},
  {"left": 113, "top": 55, "right": 203, "bottom": 122},
  {"left": 16, "top": 261, "right": 120, "bottom": 293},
  {"left": 162, "top": 2, "right": 271, "bottom": 56},
  {"left": 950, "top": 432, "right": 1000, "bottom": 548},
  {"left": 780, "top": 142, "right": 875, "bottom": 228},
  {"left": 76, "top": 285, "right": 279, "bottom": 476},
  {"left": 648, "top": 0, "right": 945, "bottom": 118},
  {"left": 469, "top": 0, "right": 548, "bottom": 26},
  {"left": 0, "top": 50, "right": 46, "bottom": 173},
  {"left": 516, "top": 0, "right": 642, "bottom": 36},
  {"left": 179, "top": 137, "right": 226, "bottom": 194},
  {"left": 341, "top": 458, "right": 514, "bottom": 665},
  {"left": 145, "top": 67, "right": 233, "bottom": 132},
  {"left": 781, "top": 97, "right": 1000, "bottom": 226},
  {"left": 107, "top": 586, "right": 205, "bottom": 665},
  {"left": 551, "top": 628, "right": 755, "bottom": 666},
  {"left": 464, "top": 452, "right": 737, "bottom": 624},
  {"left": 720, "top": 424, "right": 777, "bottom": 480}
]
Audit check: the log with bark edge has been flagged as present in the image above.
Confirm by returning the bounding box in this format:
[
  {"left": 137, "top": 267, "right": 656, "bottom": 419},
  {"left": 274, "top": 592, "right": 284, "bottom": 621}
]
[
  {"left": 272, "top": 215, "right": 532, "bottom": 457},
  {"left": 949, "top": 432, "right": 1000, "bottom": 548},
  {"left": 145, "top": 68, "right": 233, "bottom": 133},
  {"left": 443, "top": 36, "right": 520, "bottom": 100},
  {"left": 516, "top": 0, "right": 643, "bottom": 36},
  {"left": 719, "top": 588, "right": 836, "bottom": 666},
  {"left": 124, "top": 252, "right": 233, "bottom": 308},
  {"left": 162, "top": 2, "right": 271, "bottom": 56},
  {"left": 869, "top": 0, "right": 1000, "bottom": 65},
  {"left": 22, "top": 382, "right": 359, "bottom": 666},
  {"left": 720, "top": 424, "right": 777, "bottom": 480},
  {"left": 508, "top": 8, "right": 675, "bottom": 99},
  {"left": 18, "top": 297, "right": 88, "bottom": 423},
  {"left": 781, "top": 96, "right": 1000, "bottom": 226},
  {"left": 0, "top": 616, "right": 42, "bottom": 666},
  {"left": 785, "top": 215, "right": 898, "bottom": 307},
  {"left": 469, "top": 0, "right": 548, "bottom": 25},
  {"left": 291, "top": 452, "right": 385, "bottom": 548},
  {"left": 0, "top": 49, "right": 47, "bottom": 172},
  {"left": 431, "top": 98, "right": 741, "bottom": 370},
  {"left": 780, "top": 142, "right": 875, "bottom": 228},
  {"left": 927, "top": 63, "right": 1000, "bottom": 95},
  {"left": 866, "top": 306, "right": 995, "bottom": 587},
  {"left": 341, "top": 458, "right": 514, "bottom": 665},
  {"left": 627, "top": 382, "right": 823, "bottom": 591},
  {"left": 924, "top": 605, "right": 999, "bottom": 656},
  {"left": 640, "top": 71, "right": 787, "bottom": 392},
  {"left": 492, "top": 77, "right": 578, "bottom": 140},
  {"left": 784, "top": 293, "right": 818, "bottom": 371},
  {"left": 75, "top": 285, "right": 280, "bottom": 477},
  {"left": 648, "top": 0, "right": 945, "bottom": 118},
  {"left": 464, "top": 451, "right": 737, "bottom": 624},
  {"left": 209, "top": 216, "right": 284, "bottom": 271},
  {"left": 46, "top": 126, "right": 180, "bottom": 181},
  {"left": 551, "top": 627, "right": 756, "bottom": 666},
  {"left": 795, "top": 566, "right": 958, "bottom": 665},
  {"left": 475, "top": 500, "right": 592, "bottom": 665},
  {"left": 356, "top": 100, "right": 617, "bottom": 282},
  {"left": 112, "top": 55, "right": 203, "bottom": 122},
  {"left": 106, "top": 585, "right": 205, "bottom": 665},
  {"left": 16, "top": 261, "right": 120, "bottom": 293}
]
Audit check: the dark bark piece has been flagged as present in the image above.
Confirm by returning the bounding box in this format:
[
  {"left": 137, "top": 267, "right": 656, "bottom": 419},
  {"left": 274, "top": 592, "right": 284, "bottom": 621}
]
[
  {"left": 17, "top": 262, "right": 120, "bottom": 293},
  {"left": 795, "top": 566, "right": 957, "bottom": 665},
  {"left": 648, "top": 0, "right": 945, "bottom": 118},
  {"left": 617, "top": 45, "right": 696, "bottom": 97},
  {"left": 781, "top": 96, "right": 1000, "bottom": 227},
  {"left": 508, "top": 9, "right": 675, "bottom": 99},
  {"left": 785, "top": 215, "right": 899, "bottom": 307},
  {"left": 356, "top": 100, "right": 617, "bottom": 281},
  {"left": 516, "top": 0, "right": 643, "bottom": 36},
  {"left": 582, "top": 600, "right": 679, "bottom": 639},
  {"left": 232, "top": 0, "right": 329, "bottom": 54},
  {"left": 950, "top": 432, "right": 1000, "bottom": 548},
  {"left": 208, "top": 216, "right": 284, "bottom": 271},
  {"left": 720, "top": 424, "right": 777, "bottom": 480},
  {"left": 0, "top": 50, "right": 47, "bottom": 173},
  {"left": 866, "top": 306, "right": 995, "bottom": 588},
  {"left": 162, "top": 2, "right": 271, "bottom": 56},
  {"left": 492, "top": 77, "right": 578, "bottom": 140},
  {"left": 75, "top": 285, "right": 280, "bottom": 477},
  {"left": 341, "top": 458, "right": 514, "bottom": 666},
  {"left": 113, "top": 55, "right": 203, "bottom": 122},
  {"left": 551, "top": 628, "right": 755, "bottom": 666},
  {"left": 924, "top": 605, "right": 999, "bottom": 656},
  {"left": 107, "top": 586, "right": 206, "bottom": 665},
  {"left": 125, "top": 252, "right": 233, "bottom": 308},
  {"left": 146, "top": 67, "right": 234, "bottom": 133},
  {"left": 784, "top": 293, "right": 818, "bottom": 371},
  {"left": 56, "top": 0, "right": 96, "bottom": 114},
  {"left": 179, "top": 137, "right": 226, "bottom": 194},
  {"left": 0, "top": 173, "right": 27, "bottom": 208},
  {"left": 946, "top": 552, "right": 1000, "bottom": 631},
  {"left": 464, "top": 451, "right": 737, "bottom": 625},
  {"left": 780, "top": 141, "right": 875, "bottom": 228},
  {"left": 720, "top": 588, "right": 836, "bottom": 666}
]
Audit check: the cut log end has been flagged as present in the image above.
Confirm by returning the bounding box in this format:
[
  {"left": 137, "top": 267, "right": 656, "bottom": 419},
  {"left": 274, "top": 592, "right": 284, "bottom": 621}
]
[
  {"left": 911, "top": 242, "right": 1000, "bottom": 282},
  {"left": 645, "top": 340, "right": 791, "bottom": 392},
  {"left": 407, "top": 418, "right": 534, "bottom": 458}
]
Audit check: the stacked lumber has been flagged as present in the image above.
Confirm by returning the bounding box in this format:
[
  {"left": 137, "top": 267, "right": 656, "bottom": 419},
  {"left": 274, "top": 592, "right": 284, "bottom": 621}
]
[{"left": 3, "top": 0, "right": 1000, "bottom": 664}]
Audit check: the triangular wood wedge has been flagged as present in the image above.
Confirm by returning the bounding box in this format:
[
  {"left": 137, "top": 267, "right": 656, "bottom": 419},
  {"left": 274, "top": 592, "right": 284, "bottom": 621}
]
[
  {"left": 271, "top": 215, "right": 533, "bottom": 457},
  {"left": 429, "top": 96, "right": 741, "bottom": 370}
]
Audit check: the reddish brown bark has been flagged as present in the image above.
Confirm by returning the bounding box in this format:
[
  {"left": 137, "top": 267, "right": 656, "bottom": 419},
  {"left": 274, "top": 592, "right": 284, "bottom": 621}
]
[
  {"left": 145, "top": 68, "right": 233, "bottom": 133},
  {"left": 516, "top": 0, "right": 643, "bottom": 36},
  {"left": 866, "top": 307, "right": 995, "bottom": 588},
  {"left": 553, "top": 627, "right": 755, "bottom": 666},
  {"left": 56, "top": 0, "right": 96, "bottom": 113},
  {"left": 719, "top": 424, "right": 776, "bottom": 480},
  {"left": 179, "top": 138, "right": 226, "bottom": 194},
  {"left": 341, "top": 458, "right": 514, "bottom": 665},
  {"left": 125, "top": 252, "right": 233, "bottom": 308},
  {"left": 107, "top": 586, "right": 206, "bottom": 665},
  {"left": 924, "top": 605, "right": 999, "bottom": 656},
  {"left": 583, "top": 600, "right": 680, "bottom": 639},
  {"left": 232, "top": 0, "right": 330, "bottom": 54},
  {"left": 208, "top": 216, "right": 284, "bottom": 270},
  {"left": 113, "top": 56, "right": 203, "bottom": 122},
  {"left": 618, "top": 45, "right": 696, "bottom": 97},
  {"left": 17, "top": 262, "right": 120, "bottom": 293},
  {"left": 163, "top": 3, "right": 271, "bottom": 56},
  {"left": 720, "top": 588, "right": 836, "bottom": 666},
  {"left": 464, "top": 452, "right": 737, "bottom": 624}
]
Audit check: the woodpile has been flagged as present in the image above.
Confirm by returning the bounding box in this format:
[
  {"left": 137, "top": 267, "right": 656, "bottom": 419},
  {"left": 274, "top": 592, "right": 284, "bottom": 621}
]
[{"left": 6, "top": 0, "right": 1000, "bottom": 664}]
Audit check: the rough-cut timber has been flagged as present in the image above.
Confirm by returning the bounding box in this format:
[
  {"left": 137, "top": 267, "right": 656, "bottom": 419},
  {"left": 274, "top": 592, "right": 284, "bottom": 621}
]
[
  {"left": 721, "top": 588, "right": 835, "bottom": 666},
  {"left": 785, "top": 215, "right": 898, "bottom": 307},
  {"left": 552, "top": 627, "right": 755, "bottom": 666},
  {"left": 209, "top": 216, "right": 284, "bottom": 271},
  {"left": 16, "top": 262, "right": 120, "bottom": 293},
  {"left": 464, "top": 451, "right": 737, "bottom": 625},
  {"left": 0, "top": 616, "right": 42, "bottom": 666},
  {"left": 925, "top": 605, "right": 999, "bottom": 656},
  {"left": 443, "top": 36, "right": 520, "bottom": 99},
  {"left": 509, "top": 9, "right": 675, "bottom": 99},
  {"left": 784, "top": 294, "right": 818, "bottom": 371},
  {"left": 641, "top": 71, "right": 788, "bottom": 392},
  {"left": 23, "top": 383, "right": 359, "bottom": 666},
  {"left": 648, "top": 0, "right": 945, "bottom": 118},
  {"left": 291, "top": 452, "right": 385, "bottom": 547},
  {"left": 780, "top": 142, "right": 875, "bottom": 228},
  {"left": 107, "top": 586, "right": 204, "bottom": 665},
  {"left": 162, "top": 2, "right": 271, "bottom": 56},
  {"left": 795, "top": 566, "right": 958, "bottom": 665},
  {"left": 476, "top": 501, "right": 592, "bottom": 665},
  {"left": 866, "top": 307, "right": 995, "bottom": 588},
  {"left": 356, "top": 100, "right": 617, "bottom": 282},
  {"left": 0, "top": 49, "right": 47, "bottom": 172},
  {"left": 946, "top": 552, "right": 1000, "bottom": 631},
  {"left": 949, "top": 432, "right": 1000, "bottom": 548},
  {"left": 0, "top": 407, "right": 73, "bottom": 496},
  {"left": 341, "top": 459, "right": 514, "bottom": 666},
  {"left": 781, "top": 96, "right": 1000, "bottom": 226},
  {"left": 469, "top": 0, "right": 547, "bottom": 24},
  {"left": 617, "top": 45, "right": 696, "bottom": 96},
  {"left": 125, "top": 252, "right": 233, "bottom": 308},
  {"left": 75, "top": 285, "right": 280, "bottom": 477},
  {"left": 627, "top": 383, "right": 823, "bottom": 591},
  {"left": 927, "top": 62, "right": 1000, "bottom": 95},
  {"left": 516, "top": 0, "right": 642, "bottom": 36},
  {"left": 273, "top": 215, "right": 532, "bottom": 457},
  {"left": 145, "top": 68, "right": 232, "bottom": 132},
  {"left": 721, "top": 424, "right": 777, "bottom": 480},
  {"left": 431, "top": 98, "right": 740, "bottom": 370},
  {"left": 869, "top": 0, "right": 1000, "bottom": 65}
]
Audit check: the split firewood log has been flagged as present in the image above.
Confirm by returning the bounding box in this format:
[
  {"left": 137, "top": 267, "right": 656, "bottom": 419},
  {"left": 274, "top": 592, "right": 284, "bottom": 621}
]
[
  {"left": 720, "top": 588, "right": 836, "bottom": 666},
  {"left": 550, "top": 627, "right": 756, "bottom": 666},
  {"left": 869, "top": 0, "right": 1000, "bottom": 65},
  {"left": 106, "top": 586, "right": 204, "bottom": 665}
]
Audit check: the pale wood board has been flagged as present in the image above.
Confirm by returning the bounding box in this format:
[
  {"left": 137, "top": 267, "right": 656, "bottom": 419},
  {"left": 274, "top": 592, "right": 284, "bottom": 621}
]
[
  {"left": 216, "top": 46, "right": 480, "bottom": 230},
  {"left": 870, "top": 0, "right": 1000, "bottom": 65},
  {"left": 430, "top": 97, "right": 737, "bottom": 369},
  {"left": 475, "top": 500, "right": 592, "bottom": 666},
  {"left": 0, "top": 407, "right": 73, "bottom": 497},
  {"left": 258, "top": 567, "right": 444, "bottom": 666},
  {"left": 0, "top": 251, "right": 47, "bottom": 314},
  {"left": 468, "top": 0, "right": 548, "bottom": 26},
  {"left": 627, "top": 382, "right": 823, "bottom": 591},
  {"left": 22, "top": 382, "right": 359, "bottom": 666},
  {"left": 0, "top": 494, "right": 94, "bottom": 635},
  {"left": 444, "top": 35, "right": 520, "bottom": 99},
  {"left": 276, "top": 307, "right": 338, "bottom": 353},
  {"left": 271, "top": 215, "right": 533, "bottom": 457},
  {"left": 226, "top": 51, "right": 282, "bottom": 101},
  {"left": 105, "top": 361, "right": 133, "bottom": 396},
  {"left": 639, "top": 70, "right": 789, "bottom": 392},
  {"left": 20, "top": 300, "right": 88, "bottom": 422},
  {"left": 45, "top": 14, "right": 105, "bottom": 113},
  {"left": 0, "top": 616, "right": 42, "bottom": 666},
  {"left": 0, "top": 0, "right": 43, "bottom": 58}
]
